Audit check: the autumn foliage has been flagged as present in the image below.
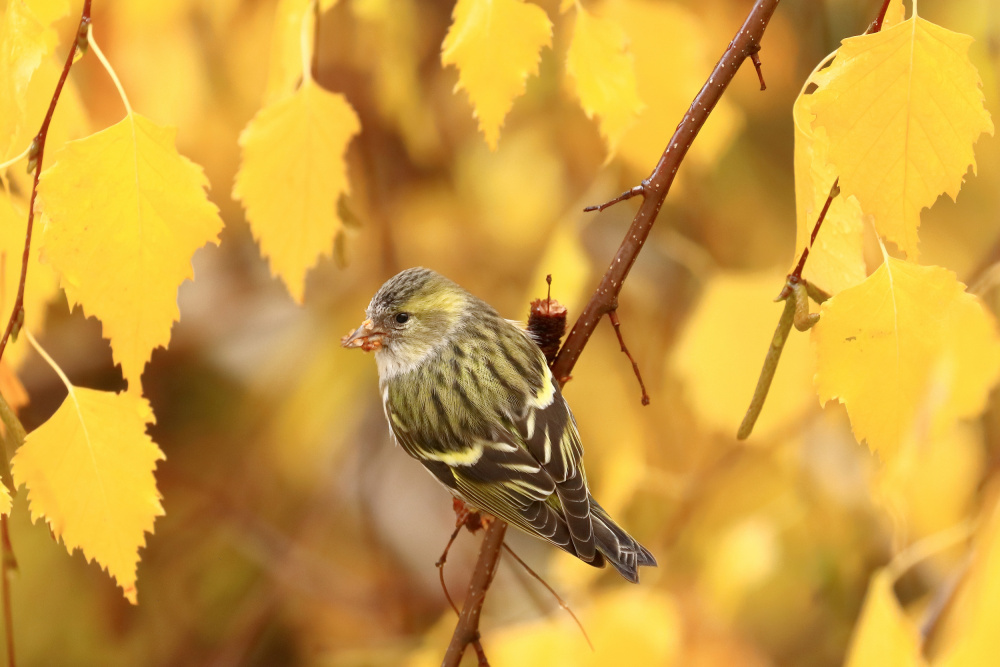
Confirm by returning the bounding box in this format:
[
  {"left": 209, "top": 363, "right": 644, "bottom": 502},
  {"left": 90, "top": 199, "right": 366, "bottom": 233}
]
[{"left": 1, "top": 0, "right": 1000, "bottom": 665}]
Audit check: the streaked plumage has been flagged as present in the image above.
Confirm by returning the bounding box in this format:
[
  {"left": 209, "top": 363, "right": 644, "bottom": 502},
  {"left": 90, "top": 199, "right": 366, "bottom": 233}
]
[{"left": 342, "top": 267, "right": 655, "bottom": 582}]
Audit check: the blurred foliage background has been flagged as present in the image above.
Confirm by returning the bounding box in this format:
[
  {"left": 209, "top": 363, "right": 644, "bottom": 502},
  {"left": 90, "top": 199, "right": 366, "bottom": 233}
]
[{"left": 5, "top": 0, "right": 1000, "bottom": 665}]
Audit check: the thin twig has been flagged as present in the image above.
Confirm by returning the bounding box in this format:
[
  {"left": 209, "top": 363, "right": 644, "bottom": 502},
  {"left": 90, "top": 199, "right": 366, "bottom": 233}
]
[
  {"left": 501, "top": 543, "right": 593, "bottom": 651},
  {"left": 436, "top": 524, "right": 464, "bottom": 616},
  {"left": 790, "top": 178, "right": 839, "bottom": 281},
  {"left": 607, "top": 310, "right": 649, "bottom": 406},
  {"left": 0, "top": 1, "right": 93, "bottom": 364},
  {"left": 551, "top": 0, "right": 781, "bottom": 384},
  {"left": 1, "top": 517, "right": 13, "bottom": 667},
  {"left": 748, "top": 43, "right": 767, "bottom": 90}
]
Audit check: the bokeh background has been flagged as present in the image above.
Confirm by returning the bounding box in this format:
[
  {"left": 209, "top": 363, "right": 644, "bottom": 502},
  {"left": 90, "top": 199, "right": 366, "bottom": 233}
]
[{"left": 4, "top": 0, "right": 1000, "bottom": 665}]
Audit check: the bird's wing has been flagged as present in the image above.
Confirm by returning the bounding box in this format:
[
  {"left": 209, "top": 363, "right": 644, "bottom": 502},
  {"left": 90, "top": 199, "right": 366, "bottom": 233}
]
[
  {"left": 510, "top": 364, "right": 597, "bottom": 562},
  {"left": 384, "top": 396, "right": 577, "bottom": 553}
]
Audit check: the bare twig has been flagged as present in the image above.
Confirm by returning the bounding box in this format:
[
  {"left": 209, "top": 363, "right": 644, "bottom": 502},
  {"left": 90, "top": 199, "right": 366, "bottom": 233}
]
[
  {"left": 607, "top": 310, "right": 649, "bottom": 406},
  {"left": 501, "top": 543, "right": 593, "bottom": 651},
  {"left": 1, "top": 517, "right": 14, "bottom": 667},
  {"left": 436, "top": 523, "right": 464, "bottom": 616},
  {"left": 0, "top": 1, "right": 93, "bottom": 364},
  {"left": 748, "top": 43, "right": 767, "bottom": 91},
  {"left": 551, "top": 0, "right": 781, "bottom": 384}
]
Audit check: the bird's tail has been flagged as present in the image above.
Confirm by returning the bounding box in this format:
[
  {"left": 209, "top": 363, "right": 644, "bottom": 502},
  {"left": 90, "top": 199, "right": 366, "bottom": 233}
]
[{"left": 590, "top": 498, "right": 657, "bottom": 583}]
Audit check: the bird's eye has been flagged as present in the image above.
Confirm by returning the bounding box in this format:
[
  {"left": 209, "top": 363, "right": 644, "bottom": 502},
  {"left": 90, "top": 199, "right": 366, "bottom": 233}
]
[{"left": 394, "top": 312, "right": 410, "bottom": 325}]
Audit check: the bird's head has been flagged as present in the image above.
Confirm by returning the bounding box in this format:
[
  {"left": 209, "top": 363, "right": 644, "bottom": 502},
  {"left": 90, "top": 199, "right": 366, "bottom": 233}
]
[{"left": 342, "top": 268, "right": 467, "bottom": 373}]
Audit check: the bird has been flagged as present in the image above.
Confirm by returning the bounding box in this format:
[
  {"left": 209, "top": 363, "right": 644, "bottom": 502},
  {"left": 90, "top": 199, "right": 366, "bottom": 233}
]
[{"left": 342, "top": 267, "right": 656, "bottom": 582}]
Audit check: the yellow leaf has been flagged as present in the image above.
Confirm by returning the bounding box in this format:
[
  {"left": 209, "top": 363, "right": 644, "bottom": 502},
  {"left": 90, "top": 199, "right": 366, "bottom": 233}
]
[
  {"left": 0, "top": 0, "right": 67, "bottom": 156},
  {"left": 36, "top": 113, "right": 224, "bottom": 390},
  {"left": 791, "top": 86, "right": 866, "bottom": 294},
  {"left": 233, "top": 78, "right": 360, "bottom": 303},
  {"left": 810, "top": 13, "right": 993, "bottom": 259},
  {"left": 566, "top": 6, "right": 643, "bottom": 154},
  {"left": 11, "top": 388, "right": 164, "bottom": 604},
  {"left": 609, "top": 0, "right": 742, "bottom": 174},
  {"left": 441, "top": 0, "right": 553, "bottom": 150},
  {"left": 0, "top": 192, "right": 61, "bottom": 368},
  {"left": 934, "top": 501, "right": 1000, "bottom": 666},
  {"left": 813, "top": 257, "right": 1000, "bottom": 460},
  {"left": 845, "top": 570, "right": 927, "bottom": 667},
  {"left": 671, "top": 271, "right": 814, "bottom": 439}
]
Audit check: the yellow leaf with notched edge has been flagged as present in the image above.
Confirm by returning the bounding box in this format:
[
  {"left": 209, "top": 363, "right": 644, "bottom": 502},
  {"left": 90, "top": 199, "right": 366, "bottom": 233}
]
[
  {"left": 813, "top": 257, "right": 1000, "bottom": 461},
  {"left": 566, "top": 6, "right": 643, "bottom": 154},
  {"left": 791, "top": 84, "right": 866, "bottom": 295},
  {"left": 845, "top": 570, "right": 926, "bottom": 667},
  {"left": 0, "top": 0, "right": 68, "bottom": 156},
  {"left": 11, "top": 388, "right": 164, "bottom": 604},
  {"left": 810, "top": 12, "right": 993, "bottom": 259},
  {"left": 441, "top": 0, "right": 552, "bottom": 150},
  {"left": 36, "top": 113, "right": 224, "bottom": 391},
  {"left": 233, "top": 78, "right": 360, "bottom": 303}
]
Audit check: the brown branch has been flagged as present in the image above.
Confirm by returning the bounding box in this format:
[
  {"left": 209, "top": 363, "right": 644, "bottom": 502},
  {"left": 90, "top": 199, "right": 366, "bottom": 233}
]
[
  {"left": 443, "top": 3, "right": 783, "bottom": 663},
  {"left": 441, "top": 519, "right": 506, "bottom": 667},
  {"left": 0, "top": 1, "right": 93, "bottom": 364},
  {"left": 551, "top": 0, "right": 782, "bottom": 384}
]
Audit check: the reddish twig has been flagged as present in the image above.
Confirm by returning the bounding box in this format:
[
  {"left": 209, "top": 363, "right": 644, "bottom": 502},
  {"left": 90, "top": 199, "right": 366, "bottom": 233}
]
[
  {"left": 790, "top": 178, "right": 839, "bottom": 280},
  {"left": 0, "top": 1, "right": 93, "bottom": 364},
  {"left": 551, "top": 0, "right": 781, "bottom": 384},
  {"left": 1, "top": 516, "right": 14, "bottom": 667},
  {"left": 748, "top": 43, "right": 767, "bottom": 91},
  {"left": 870, "top": 0, "right": 894, "bottom": 33},
  {"left": 436, "top": 523, "right": 464, "bottom": 616},
  {"left": 607, "top": 309, "right": 649, "bottom": 406}
]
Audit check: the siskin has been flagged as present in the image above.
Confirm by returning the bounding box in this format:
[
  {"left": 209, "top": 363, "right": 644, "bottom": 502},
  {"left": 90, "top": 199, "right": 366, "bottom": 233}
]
[{"left": 342, "top": 267, "right": 656, "bottom": 582}]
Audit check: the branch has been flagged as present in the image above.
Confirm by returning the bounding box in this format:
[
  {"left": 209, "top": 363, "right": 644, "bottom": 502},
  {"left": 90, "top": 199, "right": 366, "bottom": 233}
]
[
  {"left": 0, "top": 1, "right": 93, "bottom": 364},
  {"left": 441, "top": 520, "right": 507, "bottom": 667},
  {"left": 442, "top": 3, "right": 783, "bottom": 664},
  {"left": 551, "top": 0, "right": 782, "bottom": 384}
]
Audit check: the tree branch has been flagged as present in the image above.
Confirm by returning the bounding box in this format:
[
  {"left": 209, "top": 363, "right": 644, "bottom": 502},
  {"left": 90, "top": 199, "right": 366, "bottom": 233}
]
[
  {"left": 551, "top": 0, "right": 782, "bottom": 384},
  {"left": 441, "top": 520, "right": 506, "bottom": 667},
  {"left": 0, "top": 1, "right": 93, "bottom": 364},
  {"left": 441, "top": 2, "right": 783, "bottom": 664}
]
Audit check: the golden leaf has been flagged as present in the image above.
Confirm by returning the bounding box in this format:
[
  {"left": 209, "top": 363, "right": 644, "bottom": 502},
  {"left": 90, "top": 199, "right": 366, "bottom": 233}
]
[
  {"left": 233, "top": 78, "right": 361, "bottom": 303},
  {"left": 11, "top": 388, "right": 164, "bottom": 604},
  {"left": 810, "top": 12, "right": 993, "bottom": 258},
  {"left": 813, "top": 257, "right": 1000, "bottom": 460},
  {"left": 37, "top": 113, "right": 224, "bottom": 390},
  {"left": 441, "top": 0, "right": 552, "bottom": 150},
  {"left": 566, "top": 5, "right": 643, "bottom": 154}
]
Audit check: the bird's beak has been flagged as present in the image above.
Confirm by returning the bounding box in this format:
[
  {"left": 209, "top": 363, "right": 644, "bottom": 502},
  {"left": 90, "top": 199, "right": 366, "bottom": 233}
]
[{"left": 341, "top": 318, "right": 386, "bottom": 352}]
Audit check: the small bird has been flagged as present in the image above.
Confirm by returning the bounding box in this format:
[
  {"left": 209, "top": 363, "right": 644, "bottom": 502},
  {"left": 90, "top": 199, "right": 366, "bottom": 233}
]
[{"left": 342, "top": 267, "right": 656, "bottom": 582}]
